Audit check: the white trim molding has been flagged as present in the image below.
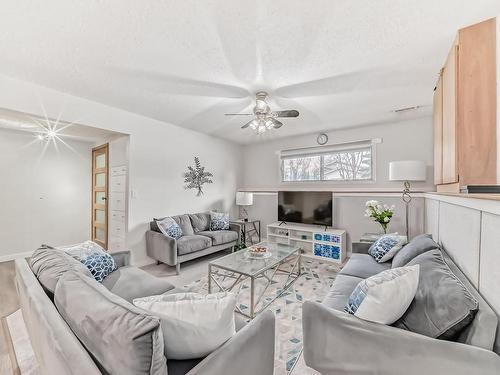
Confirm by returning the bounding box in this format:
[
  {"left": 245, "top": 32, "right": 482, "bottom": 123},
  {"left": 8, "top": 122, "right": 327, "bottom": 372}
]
[{"left": 0, "top": 251, "right": 33, "bottom": 263}]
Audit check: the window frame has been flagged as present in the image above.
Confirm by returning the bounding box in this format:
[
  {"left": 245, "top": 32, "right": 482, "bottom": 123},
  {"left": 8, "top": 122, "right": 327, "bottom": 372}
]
[{"left": 280, "top": 141, "right": 377, "bottom": 184}]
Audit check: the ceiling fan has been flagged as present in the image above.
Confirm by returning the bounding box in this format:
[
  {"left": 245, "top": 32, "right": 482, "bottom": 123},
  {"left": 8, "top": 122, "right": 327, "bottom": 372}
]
[{"left": 225, "top": 91, "right": 299, "bottom": 133}]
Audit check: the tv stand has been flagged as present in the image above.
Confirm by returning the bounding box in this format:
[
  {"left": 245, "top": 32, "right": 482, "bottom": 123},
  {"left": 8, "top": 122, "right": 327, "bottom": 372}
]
[{"left": 266, "top": 222, "right": 346, "bottom": 264}]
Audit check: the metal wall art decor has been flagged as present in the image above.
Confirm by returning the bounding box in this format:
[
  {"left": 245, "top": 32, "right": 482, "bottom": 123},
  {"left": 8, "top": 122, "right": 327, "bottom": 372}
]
[{"left": 183, "top": 156, "right": 213, "bottom": 196}]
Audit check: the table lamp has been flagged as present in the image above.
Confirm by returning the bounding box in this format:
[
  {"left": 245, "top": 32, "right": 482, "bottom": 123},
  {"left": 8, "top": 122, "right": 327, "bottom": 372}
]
[
  {"left": 389, "top": 160, "right": 426, "bottom": 238},
  {"left": 236, "top": 192, "right": 253, "bottom": 221}
]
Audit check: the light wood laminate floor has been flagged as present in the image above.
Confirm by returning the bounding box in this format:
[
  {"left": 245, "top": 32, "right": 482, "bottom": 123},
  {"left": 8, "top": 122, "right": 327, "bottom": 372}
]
[{"left": 0, "top": 261, "right": 20, "bottom": 375}]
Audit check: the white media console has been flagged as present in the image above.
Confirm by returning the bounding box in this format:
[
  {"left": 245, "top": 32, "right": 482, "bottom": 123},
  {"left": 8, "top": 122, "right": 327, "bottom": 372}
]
[{"left": 267, "top": 222, "right": 346, "bottom": 264}]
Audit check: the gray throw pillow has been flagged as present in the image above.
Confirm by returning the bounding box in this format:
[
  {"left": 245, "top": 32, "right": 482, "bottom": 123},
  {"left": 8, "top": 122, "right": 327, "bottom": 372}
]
[
  {"left": 393, "top": 250, "right": 479, "bottom": 340},
  {"left": 29, "top": 245, "right": 93, "bottom": 295},
  {"left": 391, "top": 234, "right": 439, "bottom": 268},
  {"left": 189, "top": 212, "right": 211, "bottom": 232},
  {"left": 54, "top": 270, "right": 167, "bottom": 375}
]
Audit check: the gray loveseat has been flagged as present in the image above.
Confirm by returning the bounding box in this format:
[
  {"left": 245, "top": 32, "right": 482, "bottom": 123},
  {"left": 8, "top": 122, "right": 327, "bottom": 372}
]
[
  {"left": 16, "top": 246, "right": 275, "bottom": 375},
  {"left": 302, "top": 240, "right": 500, "bottom": 375},
  {"left": 146, "top": 212, "right": 241, "bottom": 274}
]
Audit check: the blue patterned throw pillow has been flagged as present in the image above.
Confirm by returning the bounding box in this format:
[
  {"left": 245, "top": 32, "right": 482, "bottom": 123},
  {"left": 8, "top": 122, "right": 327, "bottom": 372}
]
[
  {"left": 156, "top": 217, "right": 183, "bottom": 239},
  {"left": 81, "top": 252, "right": 117, "bottom": 283},
  {"left": 368, "top": 234, "right": 407, "bottom": 263},
  {"left": 344, "top": 265, "right": 420, "bottom": 324},
  {"left": 210, "top": 211, "right": 229, "bottom": 231},
  {"left": 60, "top": 240, "right": 117, "bottom": 282}
]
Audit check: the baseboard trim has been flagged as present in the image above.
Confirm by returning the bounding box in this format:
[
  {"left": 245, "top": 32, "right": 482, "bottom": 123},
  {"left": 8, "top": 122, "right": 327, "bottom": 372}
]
[{"left": 0, "top": 251, "right": 33, "bottom": 263}]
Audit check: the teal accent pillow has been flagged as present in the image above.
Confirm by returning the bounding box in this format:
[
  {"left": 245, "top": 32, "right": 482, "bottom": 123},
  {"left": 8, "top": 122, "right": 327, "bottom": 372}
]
[
  {"left": 368, "top": 234, "right": 407, "bottom": 263},
  {"left": 156, "top": 217, "right": 183, "bottom": 239},
  {"left": 61, "top": 241, "right": 117, "bottom": 282},
  {"left": 81, "top": 252, "right": 117, "bottom": 283},
  {"left": 210, "top": 211, "right": 229, "bottom": 231}
]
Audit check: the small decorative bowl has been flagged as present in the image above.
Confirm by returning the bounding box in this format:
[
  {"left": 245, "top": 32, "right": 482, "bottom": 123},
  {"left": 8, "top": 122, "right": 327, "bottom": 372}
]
[{"left": 247, "top": 246, "right": 269, "bottom": 258}]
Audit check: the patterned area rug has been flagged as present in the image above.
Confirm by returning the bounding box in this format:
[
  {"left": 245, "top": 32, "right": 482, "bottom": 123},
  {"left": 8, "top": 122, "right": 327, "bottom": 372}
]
[{"left": 184, "top": 258, "right": 341, "bottom": 374}]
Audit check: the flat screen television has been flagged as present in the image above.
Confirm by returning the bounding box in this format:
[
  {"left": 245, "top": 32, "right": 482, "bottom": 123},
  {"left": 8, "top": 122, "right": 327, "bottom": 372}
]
[{"left": 278, "top": 191, "right": 333, "bottom": 226}]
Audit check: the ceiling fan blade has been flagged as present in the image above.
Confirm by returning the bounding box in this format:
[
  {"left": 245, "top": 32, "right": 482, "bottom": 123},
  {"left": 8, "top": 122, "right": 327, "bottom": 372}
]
[
  {"left": 272, "top": 119, "right": 284, "bottom": 128},
  {"left": 224, "top": 113, "right": 253, "bottom": 116},
  {"left": 241, "top": 120, "right": 255, "bottom": 129},
  {"left": 274, "top": 110, "right": 299, "bottom": 118}
]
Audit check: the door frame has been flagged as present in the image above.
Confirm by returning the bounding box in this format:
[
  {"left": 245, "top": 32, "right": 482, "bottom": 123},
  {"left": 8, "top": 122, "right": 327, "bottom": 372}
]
[{"left": 91, "top": 143, "right": 109, "bottom": 249}]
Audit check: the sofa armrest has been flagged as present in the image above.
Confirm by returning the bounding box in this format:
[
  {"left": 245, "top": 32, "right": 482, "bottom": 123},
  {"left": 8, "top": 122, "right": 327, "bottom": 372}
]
[
  {"left": 229, "top": 223, "right": 242, "bottom": 245},
  {"left": 110, "top": 250, "right": 131, "bottom": 267},
  {"left": 187, "top": 310, "right": 275, "bottom": 375},
  {"left": 351, "top": 241, "right": 371, "bottom": 254},
  {"left": 302, "top": 301, "right": 500, "bottom": 375},
  {"left": 145, "top": 230, "right": 177, "bottom": 266}
]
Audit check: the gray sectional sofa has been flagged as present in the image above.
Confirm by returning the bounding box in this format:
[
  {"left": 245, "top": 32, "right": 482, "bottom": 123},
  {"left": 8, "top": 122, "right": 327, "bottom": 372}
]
[
  {"left": 302, "top": 240, "right": 500, "bottom": 375},
  {"left": 16, "top": 246, "right": 276, "bottom": 375},
  {"left": 146, "top": 212, "right": 241, "bottom": 274}
]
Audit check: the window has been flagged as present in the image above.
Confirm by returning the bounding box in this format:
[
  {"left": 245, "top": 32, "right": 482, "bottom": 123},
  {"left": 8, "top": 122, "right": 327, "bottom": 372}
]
[{"left": 281, "top": 141, "right": 374, "bottom": 182}]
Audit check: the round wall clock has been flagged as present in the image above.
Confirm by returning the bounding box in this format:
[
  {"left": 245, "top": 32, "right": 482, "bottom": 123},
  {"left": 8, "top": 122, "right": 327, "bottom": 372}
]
[{"left": 317, "top": 133, "right": 328, "bottom": 145}]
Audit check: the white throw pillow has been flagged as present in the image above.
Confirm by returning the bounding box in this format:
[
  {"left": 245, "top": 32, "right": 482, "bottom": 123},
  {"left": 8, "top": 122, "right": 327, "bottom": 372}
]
[
  {"left": 344, "top": 265, "right": 420, "bottom": 325},
  {"left": 133, "top": 292, "right": 236, "bottom": 360},
  {"left": 368, "top": 234, "right": 407, "bottom": 263}
]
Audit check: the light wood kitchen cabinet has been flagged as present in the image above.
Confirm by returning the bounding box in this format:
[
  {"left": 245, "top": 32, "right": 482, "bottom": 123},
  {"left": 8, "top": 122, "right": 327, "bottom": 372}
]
[
  {"left": 457, "top": 18, "right": 497, "bottom": 185},
  {"left": 433, "top": 75, "right": 443, "bottom": 185},
  {"left": 441, "top": 41, "right": 458, "bottom": 184},
  {"left": 433, "top": 18, "right": 497, "bottom": 190}
]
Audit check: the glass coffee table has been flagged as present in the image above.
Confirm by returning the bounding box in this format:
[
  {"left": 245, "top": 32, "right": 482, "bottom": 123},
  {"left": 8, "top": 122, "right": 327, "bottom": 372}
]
[{"left": 208, "top": 242, "right": 302, "bottom": 319}]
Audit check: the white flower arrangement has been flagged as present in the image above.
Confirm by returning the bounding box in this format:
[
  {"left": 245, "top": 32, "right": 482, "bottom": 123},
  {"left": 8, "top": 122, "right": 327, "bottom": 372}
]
[{"left": 364, "top": 200, "right": 395, "bottom": 234}]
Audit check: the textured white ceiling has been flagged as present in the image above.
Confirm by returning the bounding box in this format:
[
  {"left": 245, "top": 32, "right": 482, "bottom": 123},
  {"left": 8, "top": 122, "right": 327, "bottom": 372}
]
[
  {"left": 1, "top": 1, "right": 499, "bottom": 144},
  {"left": 0, "top": 108, "right": 122, "bottom": 142}
]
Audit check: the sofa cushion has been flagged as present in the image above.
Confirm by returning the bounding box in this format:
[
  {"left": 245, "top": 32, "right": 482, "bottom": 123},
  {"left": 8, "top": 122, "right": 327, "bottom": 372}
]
[
  {"left": 177, "top": 235, "right": 212, "bottom": 255},
  {"left": 54, "top": 270, "right": 167, "bottom": 375},
  {"left": 133, "top": 292, "right": 236, "bottom": 360},
  {"left": 155, "top": 217, "right": 183, "bottom": 239},
  {"left": 29, "top": 245, "right": 93, "bottom": 295},
  {"left": 172, "top": 214, "right": 195, "bottom": 236},
  {"left": 189, "top": 212, "right": 211, "bottom": 232},
  {"left": 168, "top": 359, "right": 202, "bottom": 375},
  {"left": 102, "top": 266, "right": 175, "bottom": 302},
  {"left": 393, "top": 250, "right": 479, "bottom": 340},
  {"left": 392, "top": 234, "right": 439, "bottom": 268},
  {"left": 339, "top": 253, "right": 391, "bottom": 279},
  {"left": 198, "top": 230, "right": 238, "bottom": 246},
  {"left": 368, "top": 234, "right": 407, "bottom": 263},
  {"left": 210, "top": 211, "right": 230, "bottom": 231},
  {"left": 322, "top": 274, "right": 364, "bottom": 311},
  {"left": 344, "top": 265, "right": 420, "bottom": 325}
]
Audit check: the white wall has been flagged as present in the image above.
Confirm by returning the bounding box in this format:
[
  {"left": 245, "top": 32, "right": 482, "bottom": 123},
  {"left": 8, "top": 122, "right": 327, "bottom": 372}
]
[
  {"left": 242, "top": 117, "right": 434, "bottom": 191},
  {"left": 241, "top": 117, "right": 433, "bottom": 250},
  {"left": 0, "top": 75, "right": 243, "bottom": 265},
  {"left": 0, "top": 128, "right": 92, "bottom": 261}
]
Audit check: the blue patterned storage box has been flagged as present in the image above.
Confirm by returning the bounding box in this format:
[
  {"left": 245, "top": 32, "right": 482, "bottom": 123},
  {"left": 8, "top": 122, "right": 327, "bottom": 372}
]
[
  {"left": 314, "top": 244, "right": 340, "bottom": 260},
  {"left": 314, "top": 233, "right": 341, "bottom": 243}
]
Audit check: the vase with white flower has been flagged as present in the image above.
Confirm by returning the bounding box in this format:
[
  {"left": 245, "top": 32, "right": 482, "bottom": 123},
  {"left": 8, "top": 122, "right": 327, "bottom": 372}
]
[{"left": 364, "top": 200, "right": 395, "bottom": 234}]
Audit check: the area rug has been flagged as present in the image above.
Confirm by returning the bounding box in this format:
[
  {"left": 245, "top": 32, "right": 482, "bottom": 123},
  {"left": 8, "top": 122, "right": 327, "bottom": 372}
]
[
  {"left": 4, "top": 310, "right": 40, "bottom": 375},
  {"left": 184, "top": 258, "right": 341, "bottom": 375}
]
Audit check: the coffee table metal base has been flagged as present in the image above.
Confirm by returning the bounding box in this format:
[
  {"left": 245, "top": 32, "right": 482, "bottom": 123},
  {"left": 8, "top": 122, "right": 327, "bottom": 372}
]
[{"left": 208, "top": 254, "right": 302, "bottom": 319}]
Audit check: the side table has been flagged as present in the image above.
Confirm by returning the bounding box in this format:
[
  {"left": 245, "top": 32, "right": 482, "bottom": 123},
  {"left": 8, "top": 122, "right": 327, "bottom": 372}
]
[
  {"left": 352, "top": 233, "right": 383, "bottom": 254},
  {"left": 230, "top": 219, "right": 261, "bottom": 246}
]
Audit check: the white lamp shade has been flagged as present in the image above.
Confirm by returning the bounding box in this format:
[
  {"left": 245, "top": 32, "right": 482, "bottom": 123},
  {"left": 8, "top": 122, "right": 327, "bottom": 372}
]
[
  {"left": 236, "top": 192, "right": 254, "bottom": 206},
  {"left": 389, "top": 160, "right": 426, "bottom": 181}
]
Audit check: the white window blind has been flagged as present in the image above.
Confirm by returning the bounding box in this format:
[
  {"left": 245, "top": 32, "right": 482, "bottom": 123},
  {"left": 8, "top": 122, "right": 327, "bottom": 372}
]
[{"left": 280, "top": 140, "right": 375, "bottom": 182}]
